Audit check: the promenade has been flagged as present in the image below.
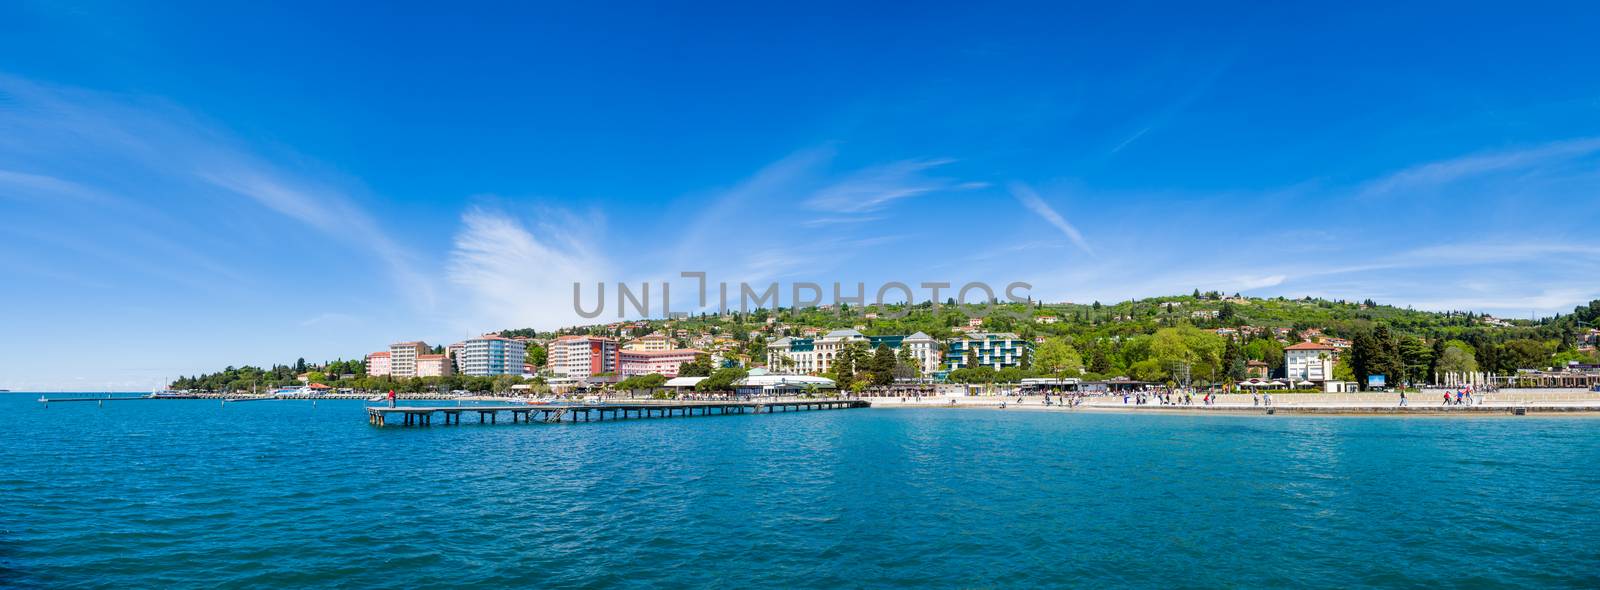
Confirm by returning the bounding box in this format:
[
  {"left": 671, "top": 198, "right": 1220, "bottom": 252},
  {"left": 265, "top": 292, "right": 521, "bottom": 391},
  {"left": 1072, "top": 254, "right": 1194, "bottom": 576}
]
[{"left": 867, "top": 388, "right": 1600, "bottom": 415}]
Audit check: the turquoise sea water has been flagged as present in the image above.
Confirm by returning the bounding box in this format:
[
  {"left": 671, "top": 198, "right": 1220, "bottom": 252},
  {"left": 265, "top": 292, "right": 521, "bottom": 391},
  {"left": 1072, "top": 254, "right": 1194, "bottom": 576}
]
[{"left": 2, "top": 395, "right": 1598, "bottom": 589}]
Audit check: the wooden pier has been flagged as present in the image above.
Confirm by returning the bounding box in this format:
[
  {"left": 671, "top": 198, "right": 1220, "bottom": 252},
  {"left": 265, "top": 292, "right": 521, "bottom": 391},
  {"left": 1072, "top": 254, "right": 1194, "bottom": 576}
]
[{"left": 365, "top": 399, "right": 870, "bottom": 427}]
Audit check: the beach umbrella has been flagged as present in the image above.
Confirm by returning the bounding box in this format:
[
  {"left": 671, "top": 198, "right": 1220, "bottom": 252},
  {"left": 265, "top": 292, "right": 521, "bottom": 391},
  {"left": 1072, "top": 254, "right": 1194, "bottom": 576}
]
[{"left": 1296, "top": 380, "right": 1314, "bottom": 387}]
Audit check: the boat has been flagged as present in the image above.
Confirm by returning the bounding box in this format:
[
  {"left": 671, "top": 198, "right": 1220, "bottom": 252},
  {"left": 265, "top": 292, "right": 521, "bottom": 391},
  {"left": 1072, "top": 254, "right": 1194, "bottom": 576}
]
[{"left": 269, "top": 385, "right": 315, "bottom": 397}]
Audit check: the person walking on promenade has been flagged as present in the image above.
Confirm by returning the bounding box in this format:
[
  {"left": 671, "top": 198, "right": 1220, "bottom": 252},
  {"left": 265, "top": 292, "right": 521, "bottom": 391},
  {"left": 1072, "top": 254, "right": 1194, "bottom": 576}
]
[
  {"left": 1253, "top": 391, "right": 1260, "bottom": 406},
  {"left": 1399, "top": 390, "right": 1407, "bottom": 407},
  {"left": 1443, "top": 390, "right": 1451, "bottom": 406}
]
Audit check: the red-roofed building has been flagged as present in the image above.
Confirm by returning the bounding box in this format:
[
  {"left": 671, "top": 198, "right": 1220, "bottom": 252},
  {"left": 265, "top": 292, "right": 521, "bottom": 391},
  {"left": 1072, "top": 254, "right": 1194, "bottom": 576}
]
[{"left": 1284, "top": 341, "right": 1336, "bottom": 385}]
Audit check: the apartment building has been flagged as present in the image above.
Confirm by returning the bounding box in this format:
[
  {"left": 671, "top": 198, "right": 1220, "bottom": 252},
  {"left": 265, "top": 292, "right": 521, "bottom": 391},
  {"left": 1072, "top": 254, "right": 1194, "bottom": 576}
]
[
  {"left": 365, "top": 351, "right": 391, "bottom": 377},
  {"left": 416, "top": 353, "right": 453, "bottom": 377},
  {"left": 458, "top": 335, "right": 528, "bottom": 377},
  {"left": 388, "top": 341, "right": 429, "bottom": 378},
  {"left": 549, "top": 335, "right": 619, "bottom": 379},
  {"left": 945, "top": 332, "right": 1033, "bottom": 370}
]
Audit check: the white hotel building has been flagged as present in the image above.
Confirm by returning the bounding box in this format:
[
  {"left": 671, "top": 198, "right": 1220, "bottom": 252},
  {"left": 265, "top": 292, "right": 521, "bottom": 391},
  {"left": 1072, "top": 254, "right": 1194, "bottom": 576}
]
[
  {"left": 766, "top": 330, "right": 941, "bottom": 376},
  {"left": 456, "top": 335, "right": 527, "bottom": 377},
  {"left": 1284, "top": 341, "right": 1337, "bottom": 384}
]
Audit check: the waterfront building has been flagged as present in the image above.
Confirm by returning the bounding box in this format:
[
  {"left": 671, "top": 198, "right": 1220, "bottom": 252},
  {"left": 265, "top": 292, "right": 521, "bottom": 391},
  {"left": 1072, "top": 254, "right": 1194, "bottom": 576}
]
[
  {"left": 617, "top": 348, "right": 703, "bottom": 377},
  {"left": 766, "top": 329, "right": 932, "bottom": 376},
  {"left": 416, "top": 353, "right": 453, "bottom": 377},
  {"left": 945, "top": 332, "right": 1033, "bottom": 370},
  {"left": 902, "top": 332, "right": 942, "bottom": 375},
  {"left": 365, "top": 351, "right": 392, "bottom": 377},
  {"left": 549, "top": 335, "right": 619, "bottom": 378},
  {"left": 388, "top": 341, "right": 429, "bottom": 378},
  {"left": 458, "top": 335, "right": 528, "bottom": 377},
  {"left": 1284, "top": 341, "right": 1336, "bottom": 384}
]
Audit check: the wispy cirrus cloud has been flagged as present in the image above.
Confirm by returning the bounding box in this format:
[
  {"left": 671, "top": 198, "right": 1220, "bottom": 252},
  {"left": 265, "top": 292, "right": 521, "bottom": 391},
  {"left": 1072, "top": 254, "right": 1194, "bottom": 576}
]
[
  {"left": 447, "top": 206, "right": 612, "bottom": 331},
  {"left": 803, "top": 157, "right": 984, "bottom": 215},
  {"left": 803, "top": 157, "right": 950, "bottom": 213},
  {"left": 0, "top": 73, "right": 432, "bottom": 306},
  {"left": 1009, "top": 182, "right": 1092, "bottom": 255},
  {"left": 1360, "top": 137, "right": 1600, "bottom": 196}
]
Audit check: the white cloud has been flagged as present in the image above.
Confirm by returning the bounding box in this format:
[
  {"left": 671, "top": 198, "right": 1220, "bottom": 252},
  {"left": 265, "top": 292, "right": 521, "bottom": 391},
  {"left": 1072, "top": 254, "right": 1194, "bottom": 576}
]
[
  {"left": 447, "top": 207, "right": 613, "bottom": 331},
  {"left": 1361, "top": 137, "right": 1600, "bottom": 196},
  {"left": 803, "top": 157, "right": 969, "bottom": 214},
  {"left": 0, "top": 73, "right": 432, "bottom": 306},
  {"left": 1009, "top": 182, "right": 1092, "bottom": 255}
]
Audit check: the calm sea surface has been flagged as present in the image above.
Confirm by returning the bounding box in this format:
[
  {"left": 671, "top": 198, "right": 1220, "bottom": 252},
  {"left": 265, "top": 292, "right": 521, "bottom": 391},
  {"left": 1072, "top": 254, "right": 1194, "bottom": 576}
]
[{"left": 2, "top": 394, "right": 1598, "bottom": 589}]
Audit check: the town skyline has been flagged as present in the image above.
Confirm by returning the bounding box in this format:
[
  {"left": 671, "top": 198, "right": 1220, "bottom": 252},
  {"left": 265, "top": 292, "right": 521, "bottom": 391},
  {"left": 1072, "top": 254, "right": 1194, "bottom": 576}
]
[{"left": 5, "top": 3, "right": 1600, "bottom": 390}]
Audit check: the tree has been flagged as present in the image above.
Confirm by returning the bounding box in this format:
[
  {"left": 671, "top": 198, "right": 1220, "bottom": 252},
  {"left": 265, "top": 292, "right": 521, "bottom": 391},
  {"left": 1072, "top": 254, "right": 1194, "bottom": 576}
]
[
  {"left": 1033, "top": 337, "right": 1084, "bottom": 378},
  {"left": 1243, "top": 338, "right": 1285, "bottom": 372},
  {"left": 1436, "top": 342, "right": 1479, "bottom": 375},
  {"left": 677, "top": 353, "right": 715, "bottom": 377},
  {"left": 1357, "top": 324, "right": 1406, "bottom": 388},
  {"left": 1151, "top": 326, "right": 1224, "bottom": 385},
  {"left": 617, "top": 373, "right": 668, "bottom": 392},
  {"left": 1500, "top": 339, "right": 1550, "bottom": 370},
  {"left": 1427, "top": 339, "right": 1447, "bottom": 384},
  {"left": 1350, "top": 327, "right": 1396, "bottom": 390},
  {"left": 1333, "top": 355, "right": 1356, "bottom": 382},
  {"left": 870, "top": 345, "right": 896, "bottom": 386},
  {"left": 1088, "top": 342, "right": 1114, "bottom": 375},
  {"left": 1222, "top": 338, "right": 1247, "bottom": 382},
  {"left": 1397, "top": 335, "right": 1433, "bottom": 386},
  {"left": 696, "top": 367, "right": 748, "bottom": 392},
  {"left": 526, "top": 345, "right": 548, "bottom": 370}
]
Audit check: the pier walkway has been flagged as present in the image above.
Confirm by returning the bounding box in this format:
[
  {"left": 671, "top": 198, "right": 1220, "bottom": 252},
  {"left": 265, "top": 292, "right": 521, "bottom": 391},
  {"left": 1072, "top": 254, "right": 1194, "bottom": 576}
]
[{"left": 365, "top": 399, "right": 870, "bottom": 427}]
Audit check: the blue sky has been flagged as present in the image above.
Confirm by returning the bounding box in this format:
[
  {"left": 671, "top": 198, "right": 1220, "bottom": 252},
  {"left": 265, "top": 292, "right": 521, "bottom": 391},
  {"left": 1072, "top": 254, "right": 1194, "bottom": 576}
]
[{"left": 3, "top": 2, "right": 1599, "bottom": 390}]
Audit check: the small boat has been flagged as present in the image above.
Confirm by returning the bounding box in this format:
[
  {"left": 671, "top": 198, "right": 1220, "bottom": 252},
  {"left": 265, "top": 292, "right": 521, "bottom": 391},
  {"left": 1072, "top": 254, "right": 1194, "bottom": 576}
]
[{"left": 269, "top": 386, "right": 314, "bottom": 397}]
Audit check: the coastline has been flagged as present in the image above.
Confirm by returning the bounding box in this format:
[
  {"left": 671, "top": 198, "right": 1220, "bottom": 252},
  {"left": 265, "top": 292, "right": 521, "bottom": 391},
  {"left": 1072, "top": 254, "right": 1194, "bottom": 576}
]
[{"left": 864, "top": 390, "right": 1600, "bottom": 417}]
